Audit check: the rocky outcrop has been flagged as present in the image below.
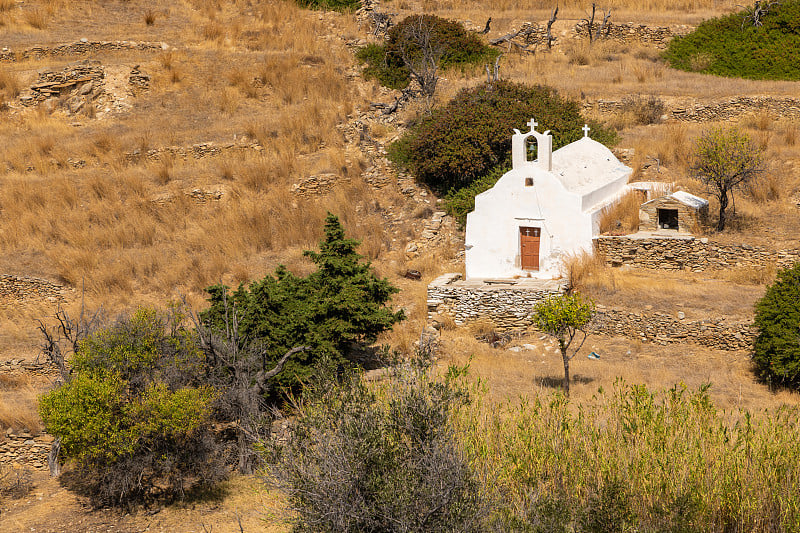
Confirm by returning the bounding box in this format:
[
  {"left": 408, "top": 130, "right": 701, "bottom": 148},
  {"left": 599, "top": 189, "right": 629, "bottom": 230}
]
[
  {"left": 587, "top": 96, "right": 800, "bottom": 122},
  {"left": 574, "top": 21, "right": 691, "bottom": 48}
]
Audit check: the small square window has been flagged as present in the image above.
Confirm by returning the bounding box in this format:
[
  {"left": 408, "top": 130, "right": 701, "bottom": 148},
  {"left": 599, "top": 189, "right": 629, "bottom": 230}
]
[{"left": 524, "top": 178, "right": 534, "bottom": 187}]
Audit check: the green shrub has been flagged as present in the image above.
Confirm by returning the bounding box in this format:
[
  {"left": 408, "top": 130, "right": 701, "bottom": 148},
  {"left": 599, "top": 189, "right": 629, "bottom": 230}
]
[
  {"left": 356, "top": 14, "right": 497, "bottom": 90},
  {"left": 201, "top": 213, "right": 404, "bottom": 395},
  {"left": 665, "top": 1, "right": 800, "bottom": 80},
  {"left": 753, "top": 262, "right": 800, "bottom": 389},
  {"left": 388, "top": 81, "right": 616, "bottom": 194},
  {"left": 39, "top": 308, "right": 225, "bottom": 506},
  {"left": 294, "top": 0, "right": 360, "bottom": 12},
  {"left": 267, "top": 356, "right": 489, "bottom": 532}
]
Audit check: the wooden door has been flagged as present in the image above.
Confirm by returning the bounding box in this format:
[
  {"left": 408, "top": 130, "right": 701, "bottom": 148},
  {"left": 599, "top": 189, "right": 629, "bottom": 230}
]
[{"left": 520, "top": 227, "right": 540, "bottom": 271}]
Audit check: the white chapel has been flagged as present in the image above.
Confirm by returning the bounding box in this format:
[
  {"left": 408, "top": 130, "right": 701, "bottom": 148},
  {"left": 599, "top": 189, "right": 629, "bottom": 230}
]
[{"left": 464, "top": 119, "right": 632, "bottom": 280}]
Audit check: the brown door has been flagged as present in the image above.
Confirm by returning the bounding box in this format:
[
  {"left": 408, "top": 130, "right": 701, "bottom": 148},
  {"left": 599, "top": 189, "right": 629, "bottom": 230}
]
[{"left": 520, "top": 227, "right": 540, "bottom": 271}]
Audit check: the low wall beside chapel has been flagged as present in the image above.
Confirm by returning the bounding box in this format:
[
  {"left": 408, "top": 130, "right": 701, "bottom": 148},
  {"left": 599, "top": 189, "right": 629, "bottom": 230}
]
[{"left": 594, "top": 235, "right": 800, "bottom": 271}]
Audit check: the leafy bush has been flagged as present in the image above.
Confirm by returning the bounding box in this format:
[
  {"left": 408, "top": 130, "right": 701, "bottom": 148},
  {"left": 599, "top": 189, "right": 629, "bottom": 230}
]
[
  {"left": 294, "top": 0, "right": 360, "bottom": 12},
  {"left": 356, "top": 14, "right": 498, "bottom": 90},
  {"left": 388, "top": 81, "right": 616, "bottom": 194},
  {"left": 267, "top": 356, "right": 489, "bottom": 532},
  {"left": 665, "top": 1, "right": 800, "bottom": 80},
  {"left": 201, "top": 213, "right": 404, "bottom": 395},
  {"left": 753, "top": 263, "right": 800, "bottom": 389},
  {"left": 39, "top": 308, "right": 226, "bottom": 506}
]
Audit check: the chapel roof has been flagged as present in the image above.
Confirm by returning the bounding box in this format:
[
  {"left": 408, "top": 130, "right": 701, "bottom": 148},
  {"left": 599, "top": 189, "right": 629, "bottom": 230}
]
[{"left": 550, "top": 137, "right": 631, "bottom": 195}]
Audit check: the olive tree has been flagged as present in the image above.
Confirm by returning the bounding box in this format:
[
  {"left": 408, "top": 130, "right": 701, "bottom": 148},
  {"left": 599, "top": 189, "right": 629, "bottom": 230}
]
[
  {"left": 690, "top": 127, "right": 763, "bottom": 231},
  {"left": 533, "top": 293, "right": 595, "bottom": 397}
]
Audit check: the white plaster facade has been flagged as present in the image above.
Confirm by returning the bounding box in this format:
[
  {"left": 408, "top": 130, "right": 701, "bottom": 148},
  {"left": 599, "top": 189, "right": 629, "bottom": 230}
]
[{"left": 465, "top": 120, "right": 632, "bottom": 280}]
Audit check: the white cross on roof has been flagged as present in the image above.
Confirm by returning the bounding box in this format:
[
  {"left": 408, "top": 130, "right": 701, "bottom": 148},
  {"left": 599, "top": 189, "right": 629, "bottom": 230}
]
[{"left": 582, "top": 124, "right": 591, "bottom": 138}]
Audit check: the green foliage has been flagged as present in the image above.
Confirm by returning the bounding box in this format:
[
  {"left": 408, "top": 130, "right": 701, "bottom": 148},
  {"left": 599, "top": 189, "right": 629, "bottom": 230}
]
[
  {"left": 533, "top": 292, "right": 595, "bottom": 349},
  {"left": 202, "top": 213, "right": 404, "bottom": 394},
  {"left": 665, "top": 1, "right": 800, "bottom": 80},
  {"left": 356, "top": 14, "right": 498, "bottom": 90},
  {"left": 39, "top": 308, "right": 224, "bottom": 506},
  {"left": 355, "top": 43, "right": 410, "bottom": 90},
  {"left": 461, "top": 381, "right": 800, "bottom": 531},
  {"left": 388, "top": 81, "right": 616, "bottom": 194},
  {"left": 293, "top": 0, "right": 360, "bottom": 12},
  {"left": 267, "top": 356, "right": 489, "bottom": 532},
  {"left": 691, "top": 126, "right": 763, "bottom": 231},
  {"left": 753, "top": 263, "right": 800, "bottom": 390}
]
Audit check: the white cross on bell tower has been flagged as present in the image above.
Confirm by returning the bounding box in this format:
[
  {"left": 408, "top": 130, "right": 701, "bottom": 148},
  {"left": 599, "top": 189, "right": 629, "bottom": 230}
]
[
  {"left": 582, "top": 124, "right": 591, "bottom": 138},
  {"left": 527, "top": 118, "right": 538, "bottom": 132}
]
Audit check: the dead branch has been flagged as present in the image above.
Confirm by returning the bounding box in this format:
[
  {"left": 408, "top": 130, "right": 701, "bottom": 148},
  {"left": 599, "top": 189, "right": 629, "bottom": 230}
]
[
  {"left": 479, "top": 17, "right": 492, "bottom": 35},
  {"left": 369, "top": 11, "right": 394, "bottom": 37},
  {"left": 740, "top": 1, "right": 780, "bottom": 29},
  {"left": 546, "top": 6, "right": 559, "bottom": 49}
]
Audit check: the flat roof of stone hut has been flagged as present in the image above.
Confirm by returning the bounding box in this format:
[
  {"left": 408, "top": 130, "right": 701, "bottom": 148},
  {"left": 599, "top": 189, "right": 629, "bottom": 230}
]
[{"left": 643, "top": 191, "right": 708, "bottom": 209}]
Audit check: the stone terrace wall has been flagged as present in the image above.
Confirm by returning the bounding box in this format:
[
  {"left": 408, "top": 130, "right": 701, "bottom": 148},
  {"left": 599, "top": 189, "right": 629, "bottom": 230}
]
[
  {"left": 0, "top": 431, "right": 51, "bottom": 471},
  {"left": 587, "top": 96, "right": 800, "bottom": 122},
  {"left": 426, "top": 274, "right": 566, "bottom": 331},
  {"left": 574, "top": 21, "right": 691, "bottom": 48},
  {"left": 0, "top": 275, "right": 71, "bottom": 306},
  {"left": 0, "top": 40, "right": 168, "bottom": 62},
  {"left": 595, "top": 235, "right": 800, "bottom": 271},
  {"left": 591, "top": 307, "right": 754, "bottom": 350}
]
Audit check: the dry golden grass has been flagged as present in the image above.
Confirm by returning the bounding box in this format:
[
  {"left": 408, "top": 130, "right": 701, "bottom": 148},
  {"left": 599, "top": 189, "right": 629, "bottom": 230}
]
[
  {"left": 598, "top": 190, "right": 641, "bottom": 234},
  {"left": 443, "top": 329, "right": 800, "bottom": 411},
  {"left": 0, "top": 374, "right": 41, "bottom": 434}
]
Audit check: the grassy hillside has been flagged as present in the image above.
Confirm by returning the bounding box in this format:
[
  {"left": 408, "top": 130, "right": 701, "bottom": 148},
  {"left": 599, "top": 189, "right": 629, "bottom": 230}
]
[{"left": 666, "top": 0, "right": 800, "bottom": 80}]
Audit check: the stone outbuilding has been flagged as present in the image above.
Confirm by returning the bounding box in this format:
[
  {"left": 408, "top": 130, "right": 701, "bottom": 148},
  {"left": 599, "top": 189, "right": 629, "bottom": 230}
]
[{"left": 639, "top": 191, "right": 709, "bottom": 233}]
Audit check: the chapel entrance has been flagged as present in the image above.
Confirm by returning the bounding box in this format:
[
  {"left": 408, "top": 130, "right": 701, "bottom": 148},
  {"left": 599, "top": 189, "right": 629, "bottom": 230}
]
[
  {"left": 658, "top": 208, "right": 679, "bottom": 230},
  {"left": 520, "top": 227, "right": 540, "bottom": 271}
]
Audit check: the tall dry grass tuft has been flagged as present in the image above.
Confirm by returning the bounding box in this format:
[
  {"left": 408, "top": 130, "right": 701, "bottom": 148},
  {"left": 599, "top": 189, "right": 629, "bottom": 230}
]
[
  {"left": 598, "top": 191, "right": 641, "bottom": 234},
  {"left": 0, "top": 0, "right": 15, "bottom": 12},
  {"left": 23, "top": 7, "right": 46, "bottom": 28},
  {"left": 562, "top": 250, "right": 612, "bottom": 293},
  {"left": 0, "top": 67, "right": 20, "bottom": 103},
  {"left": 0, "top": 374, "right": 41, "bottom": 434}
]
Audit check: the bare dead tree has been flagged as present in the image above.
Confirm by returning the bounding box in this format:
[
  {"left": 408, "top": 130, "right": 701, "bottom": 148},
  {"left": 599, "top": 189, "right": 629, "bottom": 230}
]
[
  {"left": 740, "top": 0, "right": 780, "bottom": 29},
  {"left": 397, "top": 16, "right": 446, "bottom": 110},
  {"left": 369, "top": 11, "right": 394, "bottom": 37},
  {"left": 479, "top": 17, "right": 492, "bottom": 35},
  {"left": 189, "top": 293, "right": 308, "bottom": 474},
  {"left": 489, "top": 24, "right": 539, "bottom": 54},
  {"left": 546, "top": 6, "right": 559, "bottom": 49},
  {"left": 581, "top": 3, "right": 612, "bottom": 43},
  {"left": 485, "top": 55, "right": 501, "bottom": 84}
]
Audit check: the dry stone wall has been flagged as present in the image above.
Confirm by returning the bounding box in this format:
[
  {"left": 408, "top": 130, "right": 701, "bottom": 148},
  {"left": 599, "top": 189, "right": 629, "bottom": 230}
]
[
  {"left": 595, "top": 235, "right": 800, "bottom": 271},
  {"left": 0, "top": 275, "right": 71, "bottom": 306},
  {"left": 574, "top": 21, "right": 691, "bottom": 48},
  {"left": 591, "top": 307, "right": 754, "bottom": 350},
  {"left": 0, "top": 40, "right": 168, "bottom": 62},
  {"left": 0, "top": 431, "right": 51, "bottom": 471},
  {"left": 587, "top": 96, "right": 800, "bottom": 122},
  {"left": 427, "top": 274, "right": 566, "bottom": 331}
]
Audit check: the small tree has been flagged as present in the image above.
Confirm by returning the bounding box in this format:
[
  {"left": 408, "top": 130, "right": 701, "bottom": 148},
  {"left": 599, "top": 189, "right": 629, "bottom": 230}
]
[
  {"left": 201, "top": 213, "right": 404, "bottom": 394},
  {"left": 532, "top": 293, "right": 595, "bottom": 396},
  {"left": 690, "top": 127, "right": 763, "bottom": 231},
  {"left": 753, "top": 263, "right": 800, "bottom": 390}
]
